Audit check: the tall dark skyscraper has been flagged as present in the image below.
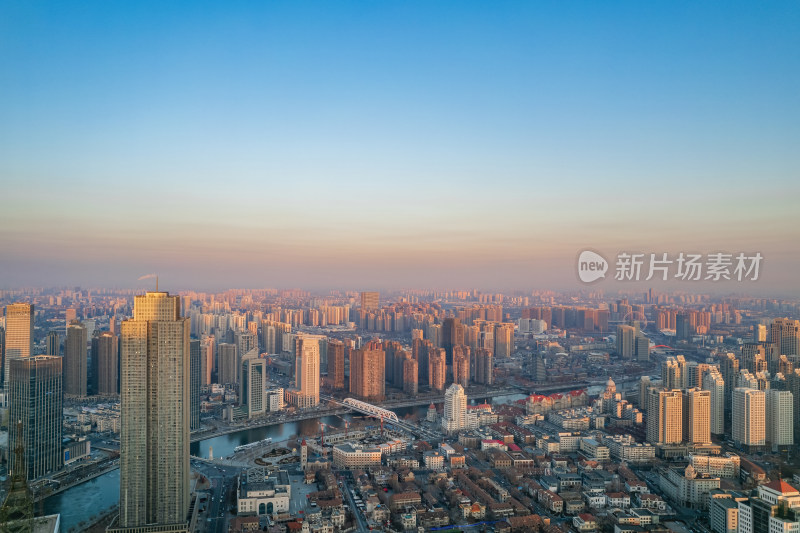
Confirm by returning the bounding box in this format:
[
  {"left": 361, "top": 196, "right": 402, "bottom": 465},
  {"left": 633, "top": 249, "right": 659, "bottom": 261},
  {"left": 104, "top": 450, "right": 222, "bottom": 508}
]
[
  {"left": 218, "top": 343, "right": 237, "bottom": 385},
  {"left": 452, "top": 345, "right": 470, "bottom": 388},
  {"left": 65, "top": 321, "right": 87, "bottom": 396},
  {"left": 402, "top": 353, "right": 418, "bottom": 396},
  {"left": 92, "top": 331, "right": 118, "bottom": 396},
  {"left": 45, "top": 330, "right": 60, "bottom": 356},
  {"left": 475, "top": 348, "right": 493, "bottom": 385},
  {"left": 8, "top": 355, "right": 63, "bottom": 480},
  {"left": 442, "top": 317, "right": 463, "bottom": 364},
  {"left": 327, "top": 339, "right": 345, "bottom": 390}
]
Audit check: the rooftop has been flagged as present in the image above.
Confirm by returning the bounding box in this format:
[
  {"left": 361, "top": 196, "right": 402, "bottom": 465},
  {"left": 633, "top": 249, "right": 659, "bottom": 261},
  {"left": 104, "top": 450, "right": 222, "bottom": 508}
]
[{"left": 763, "top": 480, "right": 800, "bottom": 495}]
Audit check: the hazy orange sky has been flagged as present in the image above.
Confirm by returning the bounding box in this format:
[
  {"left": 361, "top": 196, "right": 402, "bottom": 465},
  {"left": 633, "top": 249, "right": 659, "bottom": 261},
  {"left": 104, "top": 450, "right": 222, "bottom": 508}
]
[{"left": 1, "top": 2, "right": 798, "bottom": 293}]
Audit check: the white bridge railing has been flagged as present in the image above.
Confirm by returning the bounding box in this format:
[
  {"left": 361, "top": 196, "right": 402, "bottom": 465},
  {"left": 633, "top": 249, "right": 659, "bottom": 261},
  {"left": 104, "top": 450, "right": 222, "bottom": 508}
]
[{"left": 341, "top": 397, "right": 399, "bottom": 423}]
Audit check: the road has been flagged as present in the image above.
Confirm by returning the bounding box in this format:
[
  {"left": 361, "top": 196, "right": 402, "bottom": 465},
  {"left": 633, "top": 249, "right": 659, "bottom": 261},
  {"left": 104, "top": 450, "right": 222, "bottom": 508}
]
[
  {"left": 341, "top": 476, "right": 369, "bottom": 533},
  {"left": 192, "top": 460, "right": 239, "bottom": 533}
]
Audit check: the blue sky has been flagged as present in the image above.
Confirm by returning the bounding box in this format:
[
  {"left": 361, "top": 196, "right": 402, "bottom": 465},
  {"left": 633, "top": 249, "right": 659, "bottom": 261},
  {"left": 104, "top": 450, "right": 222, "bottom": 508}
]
[{"left": 1, "top": 1, "right": 798, "bottom": 291}]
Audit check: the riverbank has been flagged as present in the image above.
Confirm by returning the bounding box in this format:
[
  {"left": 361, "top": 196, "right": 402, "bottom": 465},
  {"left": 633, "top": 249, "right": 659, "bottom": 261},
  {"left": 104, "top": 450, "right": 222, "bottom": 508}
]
[
  {"left": 34, "top": 461, "right": 119, "bottom": 502},
  {"left": 189, "top": 385, "right": 522, "bottom": 444}
]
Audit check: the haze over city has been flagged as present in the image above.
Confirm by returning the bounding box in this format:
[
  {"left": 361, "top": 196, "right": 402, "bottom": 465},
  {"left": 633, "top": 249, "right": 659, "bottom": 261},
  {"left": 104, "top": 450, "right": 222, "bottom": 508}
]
[{"left": 1, "top": 2, "right": 799, "bottom": 293}]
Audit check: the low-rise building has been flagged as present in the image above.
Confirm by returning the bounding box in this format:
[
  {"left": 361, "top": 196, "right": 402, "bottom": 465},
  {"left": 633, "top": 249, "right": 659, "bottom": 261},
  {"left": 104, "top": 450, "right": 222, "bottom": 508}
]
[
  {"left": 332, "top": 444, "right": 382, "bottom": 469},
  {"left": 690, "top": 453, "right": 740, "bottom": 479},
  {"left": 423, "top": 450, "right": 444, "bottom": 470},
  {"left": 573, "top": 513, "right": 599, "bottom": 531},
  {"left": 659, "top": 465, "right": 720, "bottom": 510},
  {"left": 237, "top": 468, "right": 291, "bottom": 516},
  {"left": 607, "top": 492, "right": 631, "bottom": 509}
]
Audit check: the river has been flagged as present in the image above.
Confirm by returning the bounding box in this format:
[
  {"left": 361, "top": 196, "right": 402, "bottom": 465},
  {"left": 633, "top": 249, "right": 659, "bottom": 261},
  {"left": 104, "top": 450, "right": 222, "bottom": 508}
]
[{"left": 43, "top": 394, "right": 530, "bottom": 531}]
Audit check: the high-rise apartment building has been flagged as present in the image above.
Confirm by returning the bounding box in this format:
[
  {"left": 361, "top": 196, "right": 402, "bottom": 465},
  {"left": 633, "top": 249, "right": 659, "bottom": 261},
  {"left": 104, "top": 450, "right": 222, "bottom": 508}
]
[
  {"left": 683, "top": 388, "right": 711, "bottom": 445},
  {"left": 754, "top": 324, "right": 767, "bottom": 342},
  {"left": 662, "top": 355, "right": 686, "bottom": 390},
  {"left": 294, "top": 334, "right": 323, "bottom": 408},
  {"left": 261, "top": 320, "right": 276, "bottom": 354},
  {"left": 676, "top": 313, "right": 692, "bottom": 340},
  {"left": 217, "top": 343, "right": 238, "bottom": 385},
  {"left": 452, "top": 345, "right": 470, "bottom": 388},
  {"left": 189, "top": 339, "right": 201, "bottom": 431},
  {"left": 686, "top": 363, "right": 711, "bottom": 389},
  {"left": 45, "top": 331, "right": 60, "bottom": 356},
  {"left": 638, "top": 376, "right": 651, "bottom": 409},
  {"left": 402, "top": 353, "right": 418, "bottom": 396},
  {"left": 770, "top": 318, "right": 800, "bottom": 356},
  {"left": 360, "top": 291, "right": 380, "bottom": 311},
  {"left": 428, "top": 348, "right": 446, "bottom": 391},
  {"left": 427, "top": 324, "right": 442, "bottom": 348},
  {"left": 327, "top": 339, "right": 345, "bottom": 390},
  {"left": 4, "top": 303, "right": 33, "bottom": 389},
  {"left": 389, "top": 345, "right": 407, "bottom": 389},
  {"left": 8, "top": 355, "right": 62, "bottom": 480},
  {"left": 494, "top": 323, "right": 513, "bottom": 359},
  {"left": 737, "top": 370, "right": 759, "bottom": 390},
  {"left": 241, "top": 356, "right": 266, "bottom": 418},
  {"left": 474, "top": 348, "right": 493, "bottom": 385},
  {"left": 741, "top": 343, "right": 768, "bottom": 373},
  {"left": 92, "top": 331, "right": 118, "bottom": 396},
  {"left": 350, "top": 344, "right": 385, "bottom": 401},
  {"left": 646, "top": 389, "right": 683, "bottom": 445},
  {"left": 236, "top": 332, "right": 258, "bottom": 359},
  {"left": 442, "top": 384, "right": 468, "bottom": 434},
  {"left": 0, "top": 326, "right": 4, "bottom": 389},
  {"left": 200, "top": 335, "right": 214, "bottom": 385},
  {"left": 702, "top": 369, "right": 725, "bottom": 435},
  {"left": 616, "top": 325, "right": 635, "bottom": 359},
  {"left": 117, "top": 291, "right": 190, "bottom": 531},
  {"left": 442, "top": 317, "right": 463, "bottom": 362},
  {"left": 732, "top": 387, "right": 765, "bottom": 451},
  {"left": 65, "top": 321, "right": 88, "bottom": 396},
  {"left": 719, "top": 352, "right": 740, "bottom": 413},
  {"left": 634, "top": 335, "right": 650, "bottom": 362},
  {"left": 766, "top": 389, "right": 793, "bottom": 452}
]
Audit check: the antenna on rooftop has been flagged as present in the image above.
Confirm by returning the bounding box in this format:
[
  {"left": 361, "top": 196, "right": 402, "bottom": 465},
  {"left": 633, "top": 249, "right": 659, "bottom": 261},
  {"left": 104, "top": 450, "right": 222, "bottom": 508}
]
[{"left": 137, "top": 274, "right": 159, "bottom": 291}]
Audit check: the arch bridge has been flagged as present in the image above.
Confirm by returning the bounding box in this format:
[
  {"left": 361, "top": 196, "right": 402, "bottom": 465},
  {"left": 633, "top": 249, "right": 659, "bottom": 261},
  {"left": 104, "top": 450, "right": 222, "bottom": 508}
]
[{"left": 341, "top": 397, "right": 399, "bottom": 423}]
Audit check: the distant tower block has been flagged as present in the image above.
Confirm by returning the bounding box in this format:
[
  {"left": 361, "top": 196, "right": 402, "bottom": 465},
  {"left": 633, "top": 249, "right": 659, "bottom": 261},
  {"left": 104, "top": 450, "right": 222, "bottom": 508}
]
[
  {"left": 300, "top": 439, "right": 308, "bottom": 470},
  {"left": 209, "top": 446, "right": 213, "bottom": 461}
]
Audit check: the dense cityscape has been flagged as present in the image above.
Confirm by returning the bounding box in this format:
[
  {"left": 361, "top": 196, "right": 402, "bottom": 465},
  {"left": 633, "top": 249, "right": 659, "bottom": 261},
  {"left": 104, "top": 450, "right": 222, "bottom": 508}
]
[
  {"left": 0, "top": 286, "right": 799, "bottom": 533},
  {"left": 2, "top": 2, "right": 798, "bottom": 533}
]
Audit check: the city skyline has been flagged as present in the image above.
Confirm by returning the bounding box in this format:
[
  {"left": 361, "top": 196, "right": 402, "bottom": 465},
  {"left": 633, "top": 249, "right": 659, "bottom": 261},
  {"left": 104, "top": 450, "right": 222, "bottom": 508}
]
[
  {"left": 2, "top": 284, "right": 800, "bottom": 530},
  {"left": 1, "top": 2, "right": 799, "bottom": 293}
]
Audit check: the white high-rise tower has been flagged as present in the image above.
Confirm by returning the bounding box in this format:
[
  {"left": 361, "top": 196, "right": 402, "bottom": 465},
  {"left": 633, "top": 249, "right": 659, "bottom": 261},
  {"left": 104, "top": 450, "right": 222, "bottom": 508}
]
[
  {"left": 766, "top": 389, "right": 793, "bottom": 452},
  {"left": 442, "top": 383, "right": 468, "bottom": 434},
  {"left": 732, "top": 387, "right": 765, "bottom": 450}
]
